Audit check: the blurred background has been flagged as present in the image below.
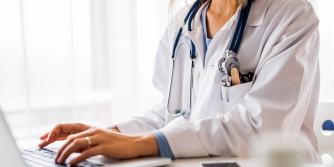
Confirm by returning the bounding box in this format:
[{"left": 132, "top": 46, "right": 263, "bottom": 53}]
[{"left": 0, "top": 0, "right": 333, "bottom": 141}]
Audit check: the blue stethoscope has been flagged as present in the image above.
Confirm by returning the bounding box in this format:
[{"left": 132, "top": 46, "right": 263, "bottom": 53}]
[{"left": 166, "top": 0, "right": 252, "bottom": 117}]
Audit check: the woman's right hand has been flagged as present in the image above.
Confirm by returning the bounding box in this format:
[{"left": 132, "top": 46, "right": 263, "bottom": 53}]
[{"left": 38, "top": 123, "right": 93, "bottom": 148}]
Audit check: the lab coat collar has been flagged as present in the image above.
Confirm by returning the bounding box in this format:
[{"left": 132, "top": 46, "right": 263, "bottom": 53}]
[
  {"left": 184, "top": 0, "right": 269, "bottom": 68},
  {"left": 247, "top": 0, "right": 270, "bottom": 26},
  {"left": 186, "top": 28, "right": 205, "bottom": 69},
  {"left": 190, "top": 0, "right": 270, "bottom": 30},
  {"left": 184, "top": 1, "right": 210, "bottom": 69}
]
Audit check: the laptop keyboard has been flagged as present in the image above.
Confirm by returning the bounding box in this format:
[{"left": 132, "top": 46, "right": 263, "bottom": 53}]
[{"left": 20, "top": 148, "right": 103, "bottom": 167}]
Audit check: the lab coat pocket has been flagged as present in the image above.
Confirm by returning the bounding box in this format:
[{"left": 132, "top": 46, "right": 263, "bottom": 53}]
[{"left": 221, "top": 82, "right": 253, "bottom": 112}]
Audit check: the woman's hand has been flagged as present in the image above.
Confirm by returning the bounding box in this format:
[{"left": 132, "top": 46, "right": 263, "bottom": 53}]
[
  {"left": 55, "top": 128, "right": 159, "bottom": 165},
  {"left": 38, "top": 123, "right": 93, "bottom": 148},
  {"left": 109, "top": 128, "right": 120, "bottom": 133}
]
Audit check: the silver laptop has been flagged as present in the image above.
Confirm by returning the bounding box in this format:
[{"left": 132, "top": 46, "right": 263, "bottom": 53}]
[{"left": 0, "top": 110, "right": 171, "bottom": 167}]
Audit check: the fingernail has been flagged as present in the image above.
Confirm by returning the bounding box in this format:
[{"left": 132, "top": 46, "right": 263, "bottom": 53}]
[
  {"left": 69, "top": 160, "right": 74, "bottom": 165},
  {"left": 57, "top": 158, "right": 62, "bottom": 163}
]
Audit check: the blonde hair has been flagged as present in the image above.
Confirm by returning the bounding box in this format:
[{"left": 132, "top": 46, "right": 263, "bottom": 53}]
[{"left": 169, "top": 0, "right": 249, "bottom": 17}]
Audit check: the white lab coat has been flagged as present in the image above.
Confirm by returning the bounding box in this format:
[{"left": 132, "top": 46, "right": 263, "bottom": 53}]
[{"left": 109, "top": 0, "right": 321, "bottom": 163}]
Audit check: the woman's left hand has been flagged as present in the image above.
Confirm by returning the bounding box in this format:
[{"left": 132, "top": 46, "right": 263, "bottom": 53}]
[{"left": 55, "top": 127, "right": 159, "bottom": 165}]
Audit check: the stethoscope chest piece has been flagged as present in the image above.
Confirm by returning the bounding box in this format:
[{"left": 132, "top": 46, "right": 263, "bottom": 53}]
[
  {"left": 167, "top": 0, "right": 252, "bottom": 118},
  {"left": 218, "top": 50, "right": 240, "bottom": 76},
  {"left": 181, "top": 110, "right": 190, "bottom": 117},
  {"left": 225, "top": 56, "right": 240, "bottom": 76},
  {"left": 218, "top": 58, "right": 226, "bottom": 73},
  {"left": 175, "top": 110, "right": 190, "bottom": 117}
]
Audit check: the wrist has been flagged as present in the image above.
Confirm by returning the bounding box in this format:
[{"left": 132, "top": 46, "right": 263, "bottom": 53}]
[
  {"left": 135, "top": 132, "right": 159, "bottom": 157},
  {"left": 111, "top": 128, "right": 120, "bottom": 133}
]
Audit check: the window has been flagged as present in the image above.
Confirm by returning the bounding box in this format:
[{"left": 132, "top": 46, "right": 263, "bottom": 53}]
[
  {"left": 0, "top": 0, "right": 169, "bottom": 140},
  {"left": 308, "top": 0, "right": 334, "bottom": 102},
  {"left": 0, "top": 0, "right": 333, "bottom": 141}
]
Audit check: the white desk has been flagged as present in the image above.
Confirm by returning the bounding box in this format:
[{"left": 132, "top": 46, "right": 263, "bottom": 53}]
[
  {"left": 169, "top": 156, "right": 327, "bottom": 167},
  {"left": 17, "top": 139, "right": 327, "bottom": 167}
]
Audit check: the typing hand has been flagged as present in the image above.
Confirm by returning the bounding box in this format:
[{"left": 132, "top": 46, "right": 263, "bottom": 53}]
[
  {"left": 38, "top": 123, "right": 93, "bottom": 148},
  {"left": 54, "top": 128, "right": 159, "bottom": 165}
]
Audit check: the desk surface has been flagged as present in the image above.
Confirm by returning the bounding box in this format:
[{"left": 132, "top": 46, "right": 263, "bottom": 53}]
[
  {"left": 169, "top": 157, "right": 327, "bottom": 167},
  {"left": 17, "top": 139, "right": 327, "bottom": 167}
]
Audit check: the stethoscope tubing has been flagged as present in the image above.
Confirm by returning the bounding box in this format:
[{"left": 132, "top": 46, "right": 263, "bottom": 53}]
[
  {"left": 167, "top": 42, "right": 193, "bottom": 117},
  {"left": 167, "top": 1, "right": 200, "bottom": 117},
  {"left": 228, "top": 0, "right": 252, "bottom": 53},
  {"left": 166, "top": 0, "right": 253, "bottom": 118},
  {"left": 188, "top": 5, "right": 200, "bottom": 57},
  {"left": 172, "top": 1, "right": 200, "bottom": 59}
]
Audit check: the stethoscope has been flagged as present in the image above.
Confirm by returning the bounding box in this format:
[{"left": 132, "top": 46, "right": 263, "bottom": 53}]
[{"left": 166, "top": 0, "right": 252, "bottom": 118}]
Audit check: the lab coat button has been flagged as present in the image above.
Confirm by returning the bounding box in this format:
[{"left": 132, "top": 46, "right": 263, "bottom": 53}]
[{"left": 193, "top": 71, "right": 200, "bottom": 78}]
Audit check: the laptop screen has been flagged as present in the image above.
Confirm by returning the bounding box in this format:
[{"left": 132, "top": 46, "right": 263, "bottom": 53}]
[{"left": 0, "top": 110, "right": 26, "bottom": 167}]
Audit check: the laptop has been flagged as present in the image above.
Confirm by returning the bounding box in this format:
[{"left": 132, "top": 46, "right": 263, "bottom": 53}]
[{"left": 0, "top": 110, "right": 171, "bottom": 167}]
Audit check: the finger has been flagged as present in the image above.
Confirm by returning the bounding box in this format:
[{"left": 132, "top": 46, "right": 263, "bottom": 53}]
[
  {"left": 69, "top": 128, "right": 100, "bottom": 139},
  {"left": 47, "top": 124, "right": 77, "bottom": 143},
  {"left": 56, "top": 138, "right": 87, "bottom": 164},
  {"left": 72, "top": 135, "right": 101, "bottom": 153},
  {"left": 38, "top": 140, "right": 49, "bottom": 148},
  {"left": 38, "top": 133, "right": 70, "bottom": 148},
  {"left": 56, "top": 136, "right": 68, "bottom": 141},
  {"left": 55, "top": 131, "right": 96, "bottom": 161},
  {"left": 46, "top": 125, "right": 62, "bottom": 143},
  {"left": 40, "top": 132, "right": 49, "bottom": 140},
  {"left": 69, "top": 146, "right": 103, "bottom": 165}
]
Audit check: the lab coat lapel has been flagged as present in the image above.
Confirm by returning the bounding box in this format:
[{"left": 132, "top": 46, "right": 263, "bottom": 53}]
[
  {"left": 185, "top": 1, "right": 210, "bottom": 70},
  {"left": 185, "top": 0, "right": 269, "bottom": 67},
  {"left": 246, "top": 0, "right": 270, "bottom": 26},
  {"left": 186, "top": 28, "right": 204, "bottom": 69}
]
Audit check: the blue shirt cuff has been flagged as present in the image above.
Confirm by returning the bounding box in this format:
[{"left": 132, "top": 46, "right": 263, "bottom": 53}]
[{"left": 150, "top": 130, "right": 175, "bottom": 159}]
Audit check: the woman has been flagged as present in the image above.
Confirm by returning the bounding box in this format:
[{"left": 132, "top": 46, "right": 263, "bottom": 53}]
[{"left": 39, "top": 0, "right": 321, "bottom": 164}]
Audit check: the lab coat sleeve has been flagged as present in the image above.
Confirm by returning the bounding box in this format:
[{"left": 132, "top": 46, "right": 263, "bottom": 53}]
[{"left": 159, "top": 10, "right": 320, "bottom": 157}]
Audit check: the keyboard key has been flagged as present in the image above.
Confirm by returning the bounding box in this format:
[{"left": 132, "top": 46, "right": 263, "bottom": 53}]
[{"left": 20, "top": 148, "right": 103, "bottom": 167}]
